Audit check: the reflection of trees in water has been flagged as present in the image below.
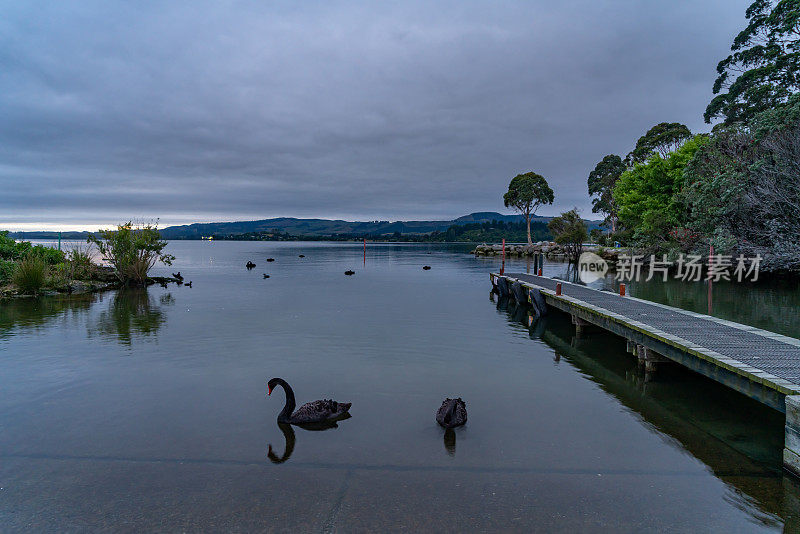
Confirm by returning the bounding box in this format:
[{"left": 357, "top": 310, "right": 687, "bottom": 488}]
[
  {"left": 0, "top": 295, "right": 95, "bottom": 340},
  {"left": 89, "top": 289, "right": 173, "bottom": 345}
]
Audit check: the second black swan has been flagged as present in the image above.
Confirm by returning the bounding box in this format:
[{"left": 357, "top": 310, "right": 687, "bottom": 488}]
[{"left": 436, "top": 398, "right": 467, "bottom": 428}]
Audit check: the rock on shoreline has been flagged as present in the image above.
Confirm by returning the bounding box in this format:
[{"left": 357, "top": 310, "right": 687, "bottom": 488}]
[{"left": 471, "top": 242, "right": 626, "bottom": 266}]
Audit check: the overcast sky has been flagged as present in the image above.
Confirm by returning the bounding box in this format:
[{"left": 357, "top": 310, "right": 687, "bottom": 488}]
[{"left": 1, "top": 0, "right": 750, "bottom": 230}]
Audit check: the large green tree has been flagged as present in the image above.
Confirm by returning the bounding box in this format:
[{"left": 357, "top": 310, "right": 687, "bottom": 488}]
[
  {"left": 614, "top": 135, "right": 708, "bottom": 244},
  {"left": 683, "top": 94, "right": 800, "bottom": 270},
  {"left": 503, "top": 172, "right": 554, "bottom": 246},
  {"left": 627, "top": 122, "right": 692, "bottom": 164},
  {"left": 587, "top": 154, "right": 626, "bottom": 232},
  {"left": 705, "top": 0, "right": 800, "bottom": 125}
]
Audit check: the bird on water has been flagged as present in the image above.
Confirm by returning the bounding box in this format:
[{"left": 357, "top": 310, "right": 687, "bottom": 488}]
[
  {"left": 436, "top": 398, "right": 467, "bottom": 428},
  {"left": 267, "top": 378, "right": 351, "bottom": 425},
  {"left": 344, "top": 270, "right": 355, "bottom": 275},
  {"left": 172, "top": 271, "right": 183, "bottom": 281},
  {"left": 185, "top": 281, "right": 192, "bottom": 288},
  {"left": 263, "top": 274, "right": 270, "bottom": 279},
  {"left": 246, "top": 261, "right": 256, "bottom": 269}
]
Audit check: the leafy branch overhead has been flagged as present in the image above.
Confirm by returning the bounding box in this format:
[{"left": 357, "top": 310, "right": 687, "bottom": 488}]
[
  {"left": 705, "top": 0, "right": 800, "bottom": 125},
  {"left": 627, "top": 123, "right": 692, "bottom": 164}
]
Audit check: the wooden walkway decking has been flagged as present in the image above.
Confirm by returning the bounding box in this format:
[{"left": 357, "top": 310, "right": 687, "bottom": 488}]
[{"left": 490, "top": 272, "right": 800, "bottom": 476}]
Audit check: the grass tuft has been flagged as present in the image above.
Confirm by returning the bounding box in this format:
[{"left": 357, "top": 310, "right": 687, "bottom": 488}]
[{"left": 12, "top": 254, "right": 48, "bottom": 294}]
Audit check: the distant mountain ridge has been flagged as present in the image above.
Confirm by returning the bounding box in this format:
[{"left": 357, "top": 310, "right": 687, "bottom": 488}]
[
  {"left": 158, "top": 212, "right": 570, "bottom": 239},
  {"left": 7, "top": 212, "right": 602, "bottom": 240}
]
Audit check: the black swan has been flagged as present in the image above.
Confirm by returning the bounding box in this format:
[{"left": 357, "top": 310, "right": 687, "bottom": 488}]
[
  {"left": 263, "top": 274, "right": 270, "bottom": 279},
  {"left": 172, "top": 272, "right": 183, "bottom": 281},
  {"left": 423, "top": 265, "right": 431, "bottom": 270},
  {"left": 185, "top": 281, "right": 192, "bottom": 288},
  {"left": 344, "top": 270, "right": 355, "bottom": 276},
  {"left": 298, "top": 254, "right": 305, "bottom": 258},
  {"left": 267, "top": 378, "right": 351, "bottom": 425},
  {"left": 246, "top": 261, "right": 256, "bottom": 269},
  {"left": 267, "top": 258, "right": 275, "bottom": 262},
  {"left": 436, "top": 398, "right": 467, "bottom": 428}
]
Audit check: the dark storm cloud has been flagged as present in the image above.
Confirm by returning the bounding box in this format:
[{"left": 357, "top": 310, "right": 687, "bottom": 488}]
[{"left": 0, "top": 0, "right": 750, "bottom": 229}]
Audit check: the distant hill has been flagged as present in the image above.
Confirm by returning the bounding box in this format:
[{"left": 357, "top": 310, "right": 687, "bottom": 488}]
[
  {"left": 157, "top": 212, "right": 595, "bottom": 239},
  {"left": 6, "top": 231, "right": 96, "bottom": 240},
  {"left": 6, "top": 212, "right": 603, "bottom": 240}
]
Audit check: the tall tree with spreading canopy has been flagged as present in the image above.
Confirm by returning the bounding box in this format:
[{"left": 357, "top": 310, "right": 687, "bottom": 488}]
[
  {"left": 503, "top": 172, "right": 554, "bottom": 246},
  {"left": 587, "top": 154, "right": 626, "bottom": 232},
  {"left": 627, "top": 123, "right": 692, "bottom": 164},
  {"left": 705, "top": 0, "right": 800, "bottom": 125}
]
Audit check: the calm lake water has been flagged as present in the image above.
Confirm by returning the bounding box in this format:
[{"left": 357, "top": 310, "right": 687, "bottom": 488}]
[{"left": 2, "top": 241, "right": 800, "bottom": 532}]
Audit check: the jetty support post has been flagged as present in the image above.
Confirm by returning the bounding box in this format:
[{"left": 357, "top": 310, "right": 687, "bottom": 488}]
[
  {"left": 636, "top": 345, "right": 670, "bottom": 373},
  {"left": 571, "top": 314, "right": 594, "bottom": 338},
  {"left": 784, "top": 396, "right": 800, "bottom": 477}
]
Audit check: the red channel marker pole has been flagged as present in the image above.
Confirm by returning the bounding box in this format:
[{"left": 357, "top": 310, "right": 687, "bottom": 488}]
[{"left": 708, "top": 244, "right": 714, "bottom": 314}]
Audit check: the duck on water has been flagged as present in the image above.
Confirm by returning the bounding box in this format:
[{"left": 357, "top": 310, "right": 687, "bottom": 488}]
[{"left": 267, "top": 378, "right": 351, "bottom": 426}]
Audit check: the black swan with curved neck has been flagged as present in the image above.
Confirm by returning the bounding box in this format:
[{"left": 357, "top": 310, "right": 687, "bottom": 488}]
[
  {"left": 267, "top": 378, "right": 351, "bottom": 425},
  {"left": 436, "top": 398, "right": 467, "bottom": 428}
]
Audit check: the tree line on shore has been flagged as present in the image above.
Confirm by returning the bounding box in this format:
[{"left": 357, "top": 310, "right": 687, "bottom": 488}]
[
  {"left": 207, "top": 219, "right": 553, "bottom": 243},
  {"left": 0, "top": 222, "right": 173, "bottom": 296},
  {"left": 501, "top": 1, "right": 800, "bottom": 272},
  {"left": 585, "top": 0, "right": 800, "bottom": 273}
]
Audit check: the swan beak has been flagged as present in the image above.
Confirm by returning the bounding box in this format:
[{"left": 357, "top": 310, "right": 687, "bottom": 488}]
[{"left": 267, "top": 386, "right": 273, "bottom": 396}]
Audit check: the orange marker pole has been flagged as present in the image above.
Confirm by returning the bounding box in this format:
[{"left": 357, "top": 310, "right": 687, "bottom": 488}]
[
  {"left": 619, "top": 283, "right": 626, "bottom": 297},
  {"left": 556, "top": 282, "right": 562, "bottom": 296}
]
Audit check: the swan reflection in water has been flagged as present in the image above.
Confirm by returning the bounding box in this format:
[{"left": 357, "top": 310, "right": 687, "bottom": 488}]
[
  {"left": 443, "top": 428, "right": 457, "bottom": 456},
  {"left": 267, "top": 414, "right": 352, "bottom": 464}
]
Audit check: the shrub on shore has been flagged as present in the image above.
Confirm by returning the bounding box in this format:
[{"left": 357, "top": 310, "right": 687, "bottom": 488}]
[
  {"left": 66, "top": 244, "right": 96, "bottom": 280},
  {"left": 0, "top": 259, "right": 14, "bottom": 285},
  {"left": 12, "top": 254, "right": 48, "bottom": 294},
  {"left": 0, "top": 230, "right": 65, "bottom": 264},
  {"left": 89, "top": 221, "right": 174, "bottom": 285}
]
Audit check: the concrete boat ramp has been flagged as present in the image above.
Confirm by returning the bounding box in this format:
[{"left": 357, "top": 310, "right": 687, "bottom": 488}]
[{"left": 491, "top": 272, "right": 800, "bottom": 477}]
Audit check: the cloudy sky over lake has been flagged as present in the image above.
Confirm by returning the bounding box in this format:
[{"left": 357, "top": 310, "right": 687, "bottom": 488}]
[{"left": 1, "top": 0, "right": 750, "bottom": 230}]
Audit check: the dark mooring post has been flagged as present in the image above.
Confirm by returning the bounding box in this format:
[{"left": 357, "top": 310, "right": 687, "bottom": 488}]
[{"left": 785, "top": 396, "right": 800, "bottom": 477}]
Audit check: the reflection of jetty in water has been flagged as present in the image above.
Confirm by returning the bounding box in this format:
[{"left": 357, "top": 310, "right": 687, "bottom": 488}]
[{"left": 493, "top": 294, "right": 800, "bottom": 529}]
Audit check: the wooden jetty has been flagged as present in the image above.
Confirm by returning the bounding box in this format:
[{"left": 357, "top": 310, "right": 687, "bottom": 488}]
[{"left": 491, "top": 271, "right": 800, "bottom": 477}]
